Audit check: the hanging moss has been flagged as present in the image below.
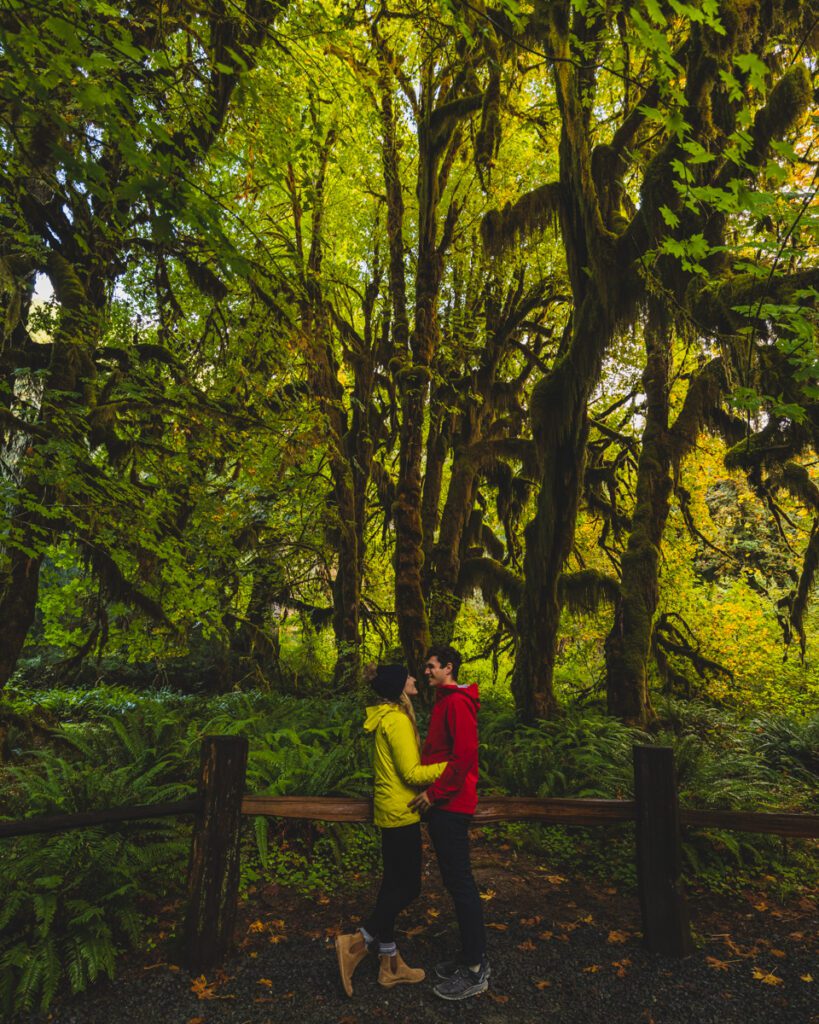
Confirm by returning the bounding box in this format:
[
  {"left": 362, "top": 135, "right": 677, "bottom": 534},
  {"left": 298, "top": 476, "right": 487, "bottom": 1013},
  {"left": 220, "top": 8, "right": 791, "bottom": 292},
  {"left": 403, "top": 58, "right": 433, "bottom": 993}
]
[
  {"left": 558, "top": 569, "right": 619, "bottom": 615},
  {"left": 480, "top": 182, "right": 562, "bottom": 255},
  {"left": 458, "top": 555, "right": 523, "bottom": 607}
]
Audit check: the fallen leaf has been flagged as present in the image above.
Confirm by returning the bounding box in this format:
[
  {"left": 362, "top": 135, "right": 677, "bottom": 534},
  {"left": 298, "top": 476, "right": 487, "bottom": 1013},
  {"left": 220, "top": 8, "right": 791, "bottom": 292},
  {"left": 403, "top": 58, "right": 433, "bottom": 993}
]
[
  {"left": 789, "top": 931, "right": 804, "bottom": 941},
  {"left": 268, "top": 935, "right": 286, "bottom": 944},
  {"left": 582, "top": 964, "right": 601, "bottom": 974},
  {"left": 404, "top": 925, "right": 425, "bottom": 938},
  {"left": 538, "top": 931, "right": 554, "bottom": 941},
  {"left": 517, "top": 940, "right": 536, "bottom": 952},
  {"left": 607, "top": 930, "right": 629, "bottom": 944},
  {"left": 487, "top": 922, "right": 508, "bottom": 931},
  {"left": 546, "top": 874, "right": 567, "bottom": 885},
  {"left": 752, "top": 967, "right": 784, "bottom": 986},
  {"left": 257, "top": 978, "right": 273, "bottom": 988},
  {"left": 612, "top": 959, "right": 631, "bottom": 978},
  {"left": 486, "top": 993, "right": 509, "bottom": 1004},
  {"left": 770, "top": 949, "right": 786, "bottom": 958},
  {"left": 578, "top": 914, "right": 593, "bottom": 924},
  {"left": 800, "top": 974, "right": 813, "bottom": 983},
  {"left": 187, "top": 1019, "right": 205, "bottom": 1024},
  {"left": 190, "top": 976, "right": 218, "bottom": 1000},
  {"left": 706, "top": 957, "right": 732, "bottom": 971},
  {"left": 425, "top": 908, "right": 440, "bottom": 919},
  {"left": 480, "top": 889, "right": 496, "bottom": 901},
  {"left": 317, "top": 895, "right": 330, "bottom": 905},
  {"left": 533, "top": 979, "right": 551, "bottom": 989},
  {"left": 248, "top": 920, "right": 266, "bottom": 933},
  {"left": 520, "top": 916, "right": 542, "bottom": 927}
]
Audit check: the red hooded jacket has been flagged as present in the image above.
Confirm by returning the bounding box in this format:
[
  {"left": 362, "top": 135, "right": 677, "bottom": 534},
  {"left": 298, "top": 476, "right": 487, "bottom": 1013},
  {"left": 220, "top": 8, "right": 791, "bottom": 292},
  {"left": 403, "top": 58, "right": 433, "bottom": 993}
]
[{"left": 421, "top": 682, "right": 480, "bottom": 814}]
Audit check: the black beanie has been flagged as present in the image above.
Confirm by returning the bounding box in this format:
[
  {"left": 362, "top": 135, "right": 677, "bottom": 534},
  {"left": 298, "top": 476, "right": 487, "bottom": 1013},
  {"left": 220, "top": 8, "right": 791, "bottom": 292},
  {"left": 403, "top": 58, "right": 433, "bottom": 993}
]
[{"left": 371, "top": 663, "right": 408, "bottom": 702}]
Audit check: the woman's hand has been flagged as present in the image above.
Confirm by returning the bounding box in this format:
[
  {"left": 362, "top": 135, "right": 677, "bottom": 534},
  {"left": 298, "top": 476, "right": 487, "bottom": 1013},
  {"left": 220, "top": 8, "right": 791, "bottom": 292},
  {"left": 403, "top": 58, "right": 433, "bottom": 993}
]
[{"left": 408, "top": 790, "right": 432, "bottom": 812}]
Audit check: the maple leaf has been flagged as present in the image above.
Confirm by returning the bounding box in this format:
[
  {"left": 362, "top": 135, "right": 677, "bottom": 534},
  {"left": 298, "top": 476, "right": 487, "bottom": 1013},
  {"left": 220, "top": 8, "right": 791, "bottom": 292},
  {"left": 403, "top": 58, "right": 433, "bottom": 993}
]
[
  {"left": 538, "top": 931, "right": 554, "bottom": 941},
  {"left": 248, "top": 919, "right": 266, "bottom": 933},
  {"left": 257, "top": 978, "right": 273, "bottom": 988},
  {"left": 517, "top": 940, "right": 536, "bottom": 952},
  {"left": 752, "top": 967, "right": 784, "bottom": 986},
  {"left": 480, "top": 889, "right": 496, "bottom": 901},
  {"left": 190, "top": 975, "right": 218, "bottom": 1000},
  {"left": 612, "top": 959, "right": 631, "bottom": 978},
  {"left": 487, "top": 922, "right": 508, "bottom": 931},
  {"left": 546, "top": 875, "right": 567, "bottom": 885},
  {"left": 800, "top": 974, "right": 813, "bottom": 983},
  {"left": 533, "top": 979, "right": 551, "bottom": 989},
  {"left": 607, "top": 930, "right": 629, "bottom": 944},
  {"left": 770, "top": 948, "right": 786, "bottom": 958},
  {"left": 582, "top": 964, "right": 601, "bottom": 973}
]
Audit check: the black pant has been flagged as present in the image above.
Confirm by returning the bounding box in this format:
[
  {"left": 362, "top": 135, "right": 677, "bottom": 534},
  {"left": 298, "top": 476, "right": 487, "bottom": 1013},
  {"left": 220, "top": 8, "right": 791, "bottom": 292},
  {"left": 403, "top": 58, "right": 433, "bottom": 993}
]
[
  {"left": 427, "top": 809, "right": 486, "bottom": 964},
  {"left": 362, "top": 823, "right": 422, "bottom": 943}
]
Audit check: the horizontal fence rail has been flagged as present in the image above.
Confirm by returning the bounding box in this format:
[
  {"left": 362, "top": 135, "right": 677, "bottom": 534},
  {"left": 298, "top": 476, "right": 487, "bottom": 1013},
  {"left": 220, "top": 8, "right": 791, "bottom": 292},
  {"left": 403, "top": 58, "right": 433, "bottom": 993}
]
[
  {"left": 241, "top": 795, "right": 819, "bottom": 838},
  {"left": 240, "top": 795, "right": 637, "bottom": 825},
  {"left": 0, "top": 797, "right": 201, "bottom": 839}
]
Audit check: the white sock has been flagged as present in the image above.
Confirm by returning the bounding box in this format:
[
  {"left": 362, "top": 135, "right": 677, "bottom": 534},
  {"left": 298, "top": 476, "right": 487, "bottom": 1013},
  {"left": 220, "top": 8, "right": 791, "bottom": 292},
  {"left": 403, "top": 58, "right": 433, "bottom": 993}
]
[
  {"left": 379, "top": 941, "right": 397, "bottom": 957},
  {"left": 359, "top": 926, "right": 375, "bottom": 945}
]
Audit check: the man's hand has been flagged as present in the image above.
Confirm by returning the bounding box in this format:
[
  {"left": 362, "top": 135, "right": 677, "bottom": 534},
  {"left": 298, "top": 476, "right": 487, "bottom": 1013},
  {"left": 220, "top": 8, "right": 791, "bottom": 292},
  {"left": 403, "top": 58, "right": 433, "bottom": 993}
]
[{"left": 408, "top": 790, "right": 432, "bottom": 813}]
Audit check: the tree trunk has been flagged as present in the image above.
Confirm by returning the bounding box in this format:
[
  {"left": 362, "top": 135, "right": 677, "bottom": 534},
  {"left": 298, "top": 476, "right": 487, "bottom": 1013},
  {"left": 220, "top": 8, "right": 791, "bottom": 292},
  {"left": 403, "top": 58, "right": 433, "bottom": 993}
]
[
  {"left": 605, "top": 310, "right": 671, "bottom": 724},
  {"left": 512, "top": 293, "right": 611, "bottom": 720}
]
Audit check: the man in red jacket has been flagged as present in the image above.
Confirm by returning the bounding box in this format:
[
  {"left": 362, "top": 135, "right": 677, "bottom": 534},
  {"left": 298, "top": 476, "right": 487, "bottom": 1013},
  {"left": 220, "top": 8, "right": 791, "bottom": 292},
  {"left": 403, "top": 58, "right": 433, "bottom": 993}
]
[{"left": 408, "top": 644, "right": 488, "bottom": 1000}]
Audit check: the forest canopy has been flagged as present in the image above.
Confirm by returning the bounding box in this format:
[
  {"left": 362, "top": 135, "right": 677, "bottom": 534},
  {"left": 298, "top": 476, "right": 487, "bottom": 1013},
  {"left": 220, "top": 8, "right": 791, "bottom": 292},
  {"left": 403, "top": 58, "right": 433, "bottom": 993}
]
[{"left": 1, "top": 0, "right": 818, "bottom": 724}]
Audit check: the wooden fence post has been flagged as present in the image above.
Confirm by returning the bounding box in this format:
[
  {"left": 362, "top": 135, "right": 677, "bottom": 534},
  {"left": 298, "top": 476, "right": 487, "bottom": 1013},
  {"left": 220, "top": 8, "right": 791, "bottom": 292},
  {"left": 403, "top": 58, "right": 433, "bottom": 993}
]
[
  {"left": 182, "top": 735, "right": 248, "bottom": 973},
  {"left": 633, "top": 745, "right": 694, "bottom": 957}
]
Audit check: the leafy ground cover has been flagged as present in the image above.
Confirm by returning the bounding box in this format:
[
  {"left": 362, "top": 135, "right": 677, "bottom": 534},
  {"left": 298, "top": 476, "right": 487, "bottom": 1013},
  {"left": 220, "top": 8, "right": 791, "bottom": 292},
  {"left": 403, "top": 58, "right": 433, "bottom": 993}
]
[{"left": 18, "top": 834, "right": 819, "bottom": 1024}]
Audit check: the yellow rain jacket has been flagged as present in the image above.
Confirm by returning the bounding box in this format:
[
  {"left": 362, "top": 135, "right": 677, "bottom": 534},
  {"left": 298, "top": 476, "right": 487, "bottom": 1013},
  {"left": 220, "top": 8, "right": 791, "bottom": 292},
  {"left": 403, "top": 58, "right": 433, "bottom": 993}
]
[{"left": 364, "top": 704, "right": 447, "bottom": 828}]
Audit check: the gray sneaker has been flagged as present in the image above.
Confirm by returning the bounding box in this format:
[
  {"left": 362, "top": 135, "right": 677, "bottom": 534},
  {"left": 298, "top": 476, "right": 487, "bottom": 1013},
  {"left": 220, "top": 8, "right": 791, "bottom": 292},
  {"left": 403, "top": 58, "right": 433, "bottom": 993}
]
[
  {"left": 435, "top": 958, "right": 492, "bottom": 981},
  {"left": 433, "top": 959, "right": 490, "bottom": 1000}
]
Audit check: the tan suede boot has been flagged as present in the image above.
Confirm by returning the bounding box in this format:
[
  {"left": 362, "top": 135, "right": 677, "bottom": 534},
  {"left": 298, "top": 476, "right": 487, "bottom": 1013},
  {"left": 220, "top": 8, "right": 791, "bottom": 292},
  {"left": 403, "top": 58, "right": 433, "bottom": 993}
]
[
  {"left": 378, "top": 951, "right": 425, "bottom": 987},
  {"left": 335, "top": 932, "right": 369, "bottom": 997}
]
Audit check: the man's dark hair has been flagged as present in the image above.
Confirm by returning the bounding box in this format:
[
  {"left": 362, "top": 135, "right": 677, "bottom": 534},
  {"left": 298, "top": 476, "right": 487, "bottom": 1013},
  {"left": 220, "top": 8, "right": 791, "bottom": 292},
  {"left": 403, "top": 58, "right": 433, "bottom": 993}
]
[{"left": 426, "top": 644, "right": 462, "bottom": 680}]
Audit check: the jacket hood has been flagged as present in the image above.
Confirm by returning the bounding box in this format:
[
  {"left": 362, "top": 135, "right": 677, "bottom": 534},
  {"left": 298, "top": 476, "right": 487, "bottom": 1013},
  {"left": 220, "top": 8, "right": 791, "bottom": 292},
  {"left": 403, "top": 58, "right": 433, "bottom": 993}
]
[
  {"left": 435, "top": 682, "right": 480, "bottom": 710},
  {"left": 364, "top": 703, "right": 401, "bottom": 732}
]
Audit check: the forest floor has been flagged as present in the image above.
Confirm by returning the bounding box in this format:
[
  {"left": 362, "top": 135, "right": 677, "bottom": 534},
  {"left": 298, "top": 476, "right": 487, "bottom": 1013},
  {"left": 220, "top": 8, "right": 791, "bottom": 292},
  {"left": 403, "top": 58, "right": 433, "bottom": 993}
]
[{"left": 35, "top": 834, "right": 817, "bottom": 1024}]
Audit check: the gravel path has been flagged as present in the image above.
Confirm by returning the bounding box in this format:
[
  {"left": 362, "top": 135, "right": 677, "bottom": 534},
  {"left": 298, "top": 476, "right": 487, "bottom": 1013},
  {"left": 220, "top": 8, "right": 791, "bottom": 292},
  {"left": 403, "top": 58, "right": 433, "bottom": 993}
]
[{"left": 31, "top": 838, "right": 817, "bottom": 1024}]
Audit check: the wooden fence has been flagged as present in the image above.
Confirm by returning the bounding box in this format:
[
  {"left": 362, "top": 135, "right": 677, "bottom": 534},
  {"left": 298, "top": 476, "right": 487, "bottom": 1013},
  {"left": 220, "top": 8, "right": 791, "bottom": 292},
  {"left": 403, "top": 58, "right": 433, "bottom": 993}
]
[{"left": 2, "top": 735, "right": 817, "bottom": 974}]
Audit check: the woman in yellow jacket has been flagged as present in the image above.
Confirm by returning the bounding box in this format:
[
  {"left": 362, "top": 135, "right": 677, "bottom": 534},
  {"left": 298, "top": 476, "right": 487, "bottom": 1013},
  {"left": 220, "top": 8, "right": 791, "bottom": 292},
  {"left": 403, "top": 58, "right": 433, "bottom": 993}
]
[{"left": 335, "top": 663, "right": 447, "bottom": 997}]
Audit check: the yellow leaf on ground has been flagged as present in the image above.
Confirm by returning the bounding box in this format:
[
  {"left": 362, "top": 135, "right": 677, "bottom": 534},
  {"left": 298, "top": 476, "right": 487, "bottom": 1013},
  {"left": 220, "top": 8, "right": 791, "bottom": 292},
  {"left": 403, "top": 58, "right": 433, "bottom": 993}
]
[
  {"left": 487, "top": 993, "right": 509, "bottom": 1004},
  {"left": 582, "top": 964, "right": 601, "bottom": 973},
  {"left": 538, "top": 931, "right": 554, "bottom": 941},
  {"left": 770, "top": 949, "right": 786, "bottom": 958},
  {"left": 706, "top": 957, "right": 732, "bottom": 971},
  {"left": 546, "top": 874, "right": 567, "bottom": 884},
  {"left": 257, "top": 978, "right": 273, "bottom": 988},
  {"left": 190, "top": 976, "right": 218, "bottom": 1000},
  {"left": 480, "top": 889, "right": 496, "bottom": 901},
  {"left": 608, "top": 930, "right": 629, "bottom": 944},
  {"left": 487, "top": 922, "right": 508, "bottom": 931},
  {"left": 533, "top": 979, "right": 551, "bottom": 989},
  {"left": 752, "top": 967, "right": 784, "bottom": 986},
  {"left": 800, "top": 974, "right": 813, "bottom": 983},
  {"left": 517, "top": 940, "right": 536, "bottom": 952}
]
